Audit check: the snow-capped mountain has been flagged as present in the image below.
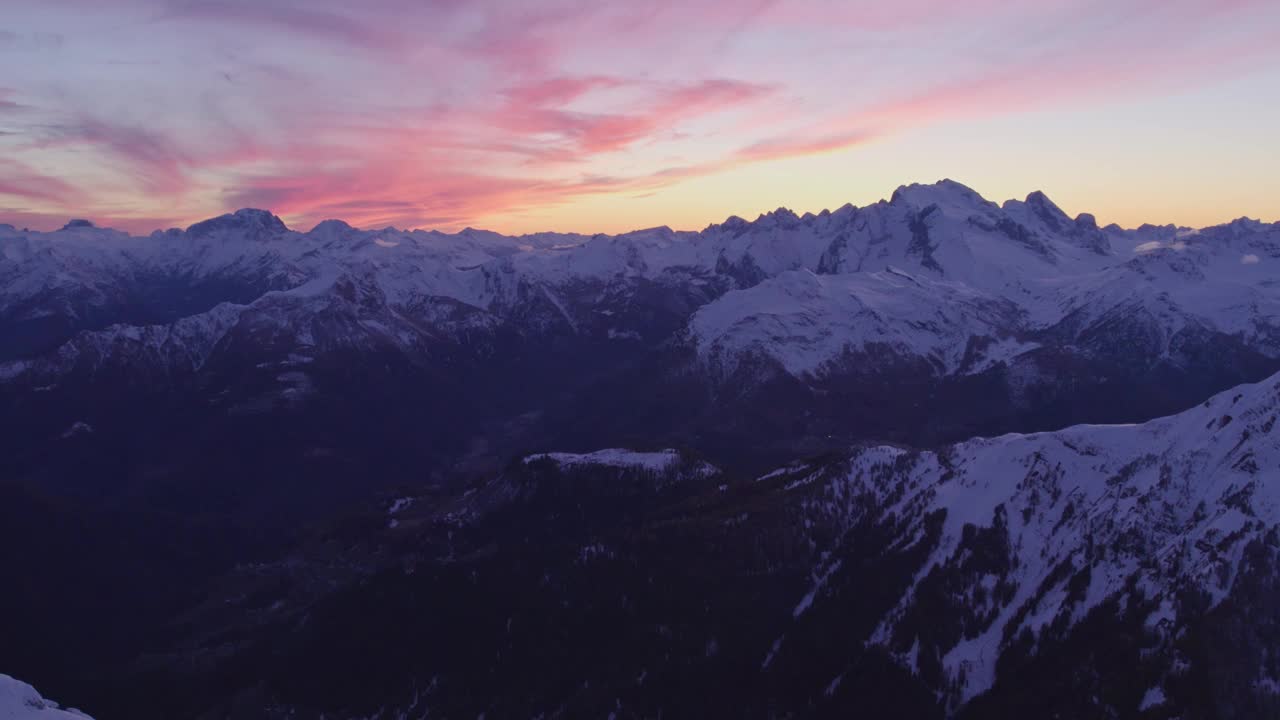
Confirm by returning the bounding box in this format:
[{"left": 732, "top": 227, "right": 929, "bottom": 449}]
[
  {"left": 686, "top": 184, "right": 1279, "bottom": 381},
  {"left": 3, "top": 180, "right": 1276, "bottom": 384}
]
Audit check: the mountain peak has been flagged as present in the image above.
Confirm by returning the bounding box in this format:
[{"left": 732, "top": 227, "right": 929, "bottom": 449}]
[
  {"left": 1023, "top": 190, "right": 1071, "bottom": 228},
  {"left": 716, "top": 214, "right": 751, "bottom": 233},
  {"left": 309, "top": 219, "right": 355, "bottom": 236},
  {"left": 186, "top": 208, "right": 289, "bottom": 239},
  {"left": 232, "top": 207, "right": 287, "bottom": 225},
  {"left": 1000, "top": 190, "right": 1071, "bottom": 232},
  {"left": 60, "top": 219, "right": 95, "bottom": 231},
  {"left": 1229, "top": 216, "right": 1265, "bottom": 230},
  {"left": 889, "top": 179, "right": 988, "bottom": 211},
  {"left": 755, "top": 207, "right": 801, "bottom": 227},
  {"left": 628, "top": 225, "right": 674, "bottom": 237}
]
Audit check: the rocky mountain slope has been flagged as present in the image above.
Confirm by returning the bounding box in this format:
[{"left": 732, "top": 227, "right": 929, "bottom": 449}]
[
  {"left": 92, "top": 371, "right": 1280, "bottom": 719},
  {"left": 3, "top": 180, "right": 1278, "bottom": 718}
]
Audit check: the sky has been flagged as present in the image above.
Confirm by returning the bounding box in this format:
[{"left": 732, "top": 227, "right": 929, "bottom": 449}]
[{"left": 1, "top": 0, "right": 1278, "bottom": 235}]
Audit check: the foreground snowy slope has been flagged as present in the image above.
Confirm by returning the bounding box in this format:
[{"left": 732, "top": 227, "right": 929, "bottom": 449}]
[
  {"left": 0, "top": 675, "right": 92, "bottom": 719},
  {"left": 762, "top": 368, "right": 1280, "bottom": 713}
]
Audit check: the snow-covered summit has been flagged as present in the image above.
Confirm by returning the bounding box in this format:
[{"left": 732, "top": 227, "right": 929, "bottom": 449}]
[
  {"left": 890, "top": 178, "right": 998, "bottom": 217},
  {"left": 185, "top": 208, "right": 289, "bottom": 240}
]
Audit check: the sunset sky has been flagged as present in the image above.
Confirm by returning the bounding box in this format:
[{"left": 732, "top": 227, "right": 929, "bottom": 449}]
[{"left": 1, "top": 0, "right": 1278, "bottom": 235}]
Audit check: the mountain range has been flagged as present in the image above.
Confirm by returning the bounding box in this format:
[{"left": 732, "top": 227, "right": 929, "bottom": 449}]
[{"left": 2, "top": 180, "right": 1278, "bottom": 718}]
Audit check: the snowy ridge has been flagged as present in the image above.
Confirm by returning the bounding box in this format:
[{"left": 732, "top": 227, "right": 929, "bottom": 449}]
[
  {"left": 0, "top": 674, "right": 93, "bottom": 719},
  {"left": 782, "top": 371, "right": 1280, "bottom": 707},
  {"left": 6, "top": 302, "right": 246, "bottom": 381},
  {"left": 690, "top": 267, "right": 1028, "bottom": 377}
]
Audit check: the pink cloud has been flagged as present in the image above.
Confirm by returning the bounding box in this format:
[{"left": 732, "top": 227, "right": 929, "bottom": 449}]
[
  {"left": 211, "top": 73, "right": 775, "bottom": 228},
  {"left": 60, "top": 120, "right": 194, "bottom": 193},
  {"left": 0, "top": 159, "right": 86, "bottom": 204},
  {"left": 225, "top": 157, "right": 640, "bottom": 231},
  {"left": 567, "top": 79, "right": 774, "bottom": 154},
  {"left": 735, "top": 131, "right": 876, "bottom": 163},
  {"left": 501, "top": 75, "right": 625, "bottom": 108},
  {"left": 775, "top": 0, "right": 1280, "bottom": 157}
]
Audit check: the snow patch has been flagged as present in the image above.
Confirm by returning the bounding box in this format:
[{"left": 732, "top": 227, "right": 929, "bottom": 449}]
[
  {"left": 823, "top": 673, "right": 844, "bottom": 698},
  {"left": 793, "top": 558, "right": 842, "bottom": 618},
  {"left": 523, "top": 448, "right": 714, "bottom": 475},
  {"left": 1139, "top": 686, "right": 1166, "bottom": 710},
  {"left": 61, "top": 421, "right": 93, "bottom": 439},
  {"left": 761, "top": 635, "right": 785, "bottom": 670}
]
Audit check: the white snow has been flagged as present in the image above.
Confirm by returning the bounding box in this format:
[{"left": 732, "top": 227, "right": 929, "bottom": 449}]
[
  {"left": 690, "top": 268, "right": 1024, "bottom": 377},
  {"left": 1139, "top": 686, "right": 1167, "bottom": 710},
  {"left": 760, "top": 635, "right": 785, "bottom": 670},
  {"left": 823, "top": 673, "right": 844, "bottom": 697},
  {"left": 577, "top": 543, "right": 614, "bottom": 563},
  {"left": 524, "top": 449, "right": 687, "bottom": 472},
  {"left": 60, "top": 421, "right": 93, "bottom": 439},
  {"left": 756, "top": 463, "right": 810, "bottom": 483},
  {"left": 793, "top": 558, "right": 842, "bottom": 618},
  {"left": 0, "top": 674, "right": 94, "bottom": 719}
]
